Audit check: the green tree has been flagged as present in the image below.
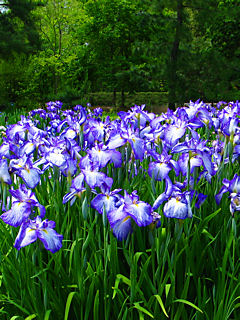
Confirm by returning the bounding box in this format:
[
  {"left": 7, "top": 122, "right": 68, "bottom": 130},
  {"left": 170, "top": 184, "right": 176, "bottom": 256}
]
[
  {"left": 0, "top": 0, "right": 42, "bottom": 57},
  {"left": 28, "top": 0, "right": 86, "bottom": 102},
  {"left": 82, "top": 0, "right": 152, "bottom": 107}
]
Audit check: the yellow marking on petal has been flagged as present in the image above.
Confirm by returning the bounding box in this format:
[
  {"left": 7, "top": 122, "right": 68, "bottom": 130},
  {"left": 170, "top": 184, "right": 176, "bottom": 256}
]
[
  {"left": 42, "top": 229, "right": 48, "bottom": 234},
  {"left": 123, "top": 216, "right": 131, "bottom": 222},
  {"left": 233, "top": 198, "right": 240, "bottom": 205},
  {"left": 27, "top": 228, "right": 35, "bottom": 233},
  {"left": 76, "top": 190, "right": 86, "bottom": 199},
  {"left": 157, "top": 162, "right": 164, "bottom": 167}
]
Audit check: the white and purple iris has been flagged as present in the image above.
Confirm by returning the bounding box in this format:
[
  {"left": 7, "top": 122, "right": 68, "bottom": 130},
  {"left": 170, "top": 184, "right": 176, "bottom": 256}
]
[
  {"left": 0, "top": 99, "right": 239, "bottom": 249},
  {"left": 0, "top": 184, "right": 63, "bottom": 253},
  {"left": 105, "top": 190, "right": 160, "bottom": 240},
  {"left": 216, "top": 174, "right": 240, "bottom": 215},
  {"left": 14, "top": 216, "right": 63, "bottom": 253},
  {"left": 0, "top": 184, "right": 45, "bottom": 227}
]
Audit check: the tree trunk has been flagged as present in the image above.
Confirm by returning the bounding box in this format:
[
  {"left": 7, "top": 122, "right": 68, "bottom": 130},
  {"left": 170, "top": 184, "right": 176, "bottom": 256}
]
[
  {"left": 121, "top": 89, "right": 125, "bottom": 109},
  {"left": 113, "top": 89, "right": 117, "bottom": 108},
  {"left": 168, "top": 0, "right": 183, "bottom": 111}
]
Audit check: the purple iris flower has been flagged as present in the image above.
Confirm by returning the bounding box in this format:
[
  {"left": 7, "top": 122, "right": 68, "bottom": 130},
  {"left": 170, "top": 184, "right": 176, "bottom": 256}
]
[
  {"left": 58, "top": 113, "right": 86, "bottom": 139},
  {"left": 121, "top": 127, "right": 145, "bottom": 160},
  {"left": 43, "top": 137, "right": 70, "bottom": 167},
  {"left": 143, "top": 125, "right": 165, "bottom": 146},
  {"left": 150, "top": 112, "right": 169, "bottom": 130},
  {"left": 0, "top": 184, "right": 45, "bottom": 227},
  {"left": 171, "top": 136, "right": 215, "bottom": 177},
  {"left": 177, "top": 153, "right": 203, "bottom": 176},
  {"left": 118, "top": 104, "right": 152, "bottom": 129},
  {"left": 218, "top": 105, "right": 239, "bottom": 132},
  {"left": 80, "top": 156, "right": 113, "bottom": 189},
  {"left": 84, "top": 117, "right": 110, "bottom": 146},
  {"left": 7, "top": 117, "right": 44, "bottom": 143},
  {"left": 87, "top": 143, "right": 122, "bottom": 168},
  {"left": 45, "top": 147, "right": 66, "bottom": 167},
  {"left": 60, "top": 157, "right": 77, "bottom": 177},
  {"left": 0, "top": 159, "right": 12, "bottom": 184},
  {"left": 19, "top": 141, "right": 37, "bottom": 157},
  {"left": 106, "top": 132, "right": 126, "bottom": 150},
  {"left": 230, "top": 194, "right": 240, "bottom": 214},
  {"left": 91, "top": 188, "right": 122, "bottom": 215},
  {"left": 148, "top": 149, "right": 179, "bottom": 180},
  {"left": 194, "top": 192, "right": 208, "bottom": 209},
  {"left": 63, "top": 173, "right": 86, "bottom": 205},
  {"left": 107, "top": 190, "right": 157, "bottom": 240},
  {"left": 164, "top": 119, "right": 187, "bottom": 148},
  {"left": 221, "top": 118, "right": 239, "bottom": 137},
  {"left": 92, "top": 107, "right": 103, "bottom": 117},
  {"left": 183, "top": 100, "right": 207, "bottom": 120},
  {"left": 152, "top": 176, "right": 173, "bottom": 210},
  {"left": 29, "top": 108, "right": 47, "bottom": 119},
  {"left": 10, "top": 155, "right": 42, "bottom": 189},
  {"left": 182, "top": 100, "right": 214, "bottom": 129},
  {"left": 61, "top": 137, "right": 81, "bottom": 160},
  {"left": 0, "top": 141, "right": 18, "bottom": 159},
  {"left": 153, "top": 174, "right": 206, "bottom": 214},
  {"left": 46, "top": 101, "right": 63, "bottom": 113},
  {"left": 153, "top": 175, "right": 193, "bottom": 219},
  {"left": 123, "top": 191, "right": 153, "bottom": 226},
  {"left": 76, "top": 105, "right": 87, "bottom": 123},
  {"left": 14, "top": 216, "right": 63, "bottom": 253},
  {"left": 7, "top": 122, "right": 32, "bottom": 142},
  {"left": 216, "top": 174, "right": 240, "bottom": 215},
  {"left": 74, "top": 104, "right": 85, "bottom": 112},
  {"left": 107, "top": 126, "right": 145, "bottom": 160},
  {"left": 163, "top": 191, "right": 192, "bottom": 219}
]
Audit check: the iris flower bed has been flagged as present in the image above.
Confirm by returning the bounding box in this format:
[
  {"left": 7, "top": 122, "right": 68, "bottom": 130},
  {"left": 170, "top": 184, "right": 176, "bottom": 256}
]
[{"left": 0, "top": 100, "right": 239, "bottom": 319}]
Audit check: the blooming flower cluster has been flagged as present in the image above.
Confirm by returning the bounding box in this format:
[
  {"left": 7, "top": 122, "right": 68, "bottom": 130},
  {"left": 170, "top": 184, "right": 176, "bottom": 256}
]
[{"left": 0, "top": 99, "right": 239, "bottom": 252}]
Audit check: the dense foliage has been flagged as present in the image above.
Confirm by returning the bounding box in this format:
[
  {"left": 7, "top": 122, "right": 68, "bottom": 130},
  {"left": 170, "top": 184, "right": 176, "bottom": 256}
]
[
  {"left": 0, "top": 100, "right": 239, "bottom": 319},
  {"left": 0, "top": 0, "right": 240, "bottom": 109}
]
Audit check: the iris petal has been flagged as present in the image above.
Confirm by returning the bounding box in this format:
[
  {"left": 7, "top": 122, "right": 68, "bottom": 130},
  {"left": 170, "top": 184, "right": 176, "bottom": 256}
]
[
  {"left": 126, "top": 202, "right": 152, "bottom": 227},
  {"left": 14, "top": 223, "right": 38, "bottom": 250},
  {"left": 163, "top": 198, "right": 188, "bottom": 219},
  {"left": 20, "top": 168, "right": 40, "bottom": 189},
  {"left": 112, "top": 216, "right": 132, "bottom": 241},
  {"left": 38, "top": 227, "right": 63, "bottom": 253},
  {"left": 0, "top": 202, "right": 31, "bottom": 227}
]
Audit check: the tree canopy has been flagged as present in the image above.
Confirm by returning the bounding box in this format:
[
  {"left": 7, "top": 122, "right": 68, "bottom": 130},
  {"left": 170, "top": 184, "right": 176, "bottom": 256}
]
[
  {"left": 0, "top": 0, "right": 239, "bottom": 110},
  {"left": 0, "top": 0, "right": 42, "bottom": 57}
]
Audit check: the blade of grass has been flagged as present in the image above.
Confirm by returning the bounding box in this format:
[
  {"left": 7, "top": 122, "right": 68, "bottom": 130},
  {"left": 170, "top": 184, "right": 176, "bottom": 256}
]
[
  {"left": 64, "top": 292, "right": 76, "bottom": 320},
  {"left": 173, "top": 299, "right": 203, "bottom": 314}
]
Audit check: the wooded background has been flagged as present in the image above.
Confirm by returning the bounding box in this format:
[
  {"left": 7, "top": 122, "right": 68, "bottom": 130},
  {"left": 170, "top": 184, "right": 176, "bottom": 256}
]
[{"left": 0, "top": 0, "right": 240, "bottom": 111}]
